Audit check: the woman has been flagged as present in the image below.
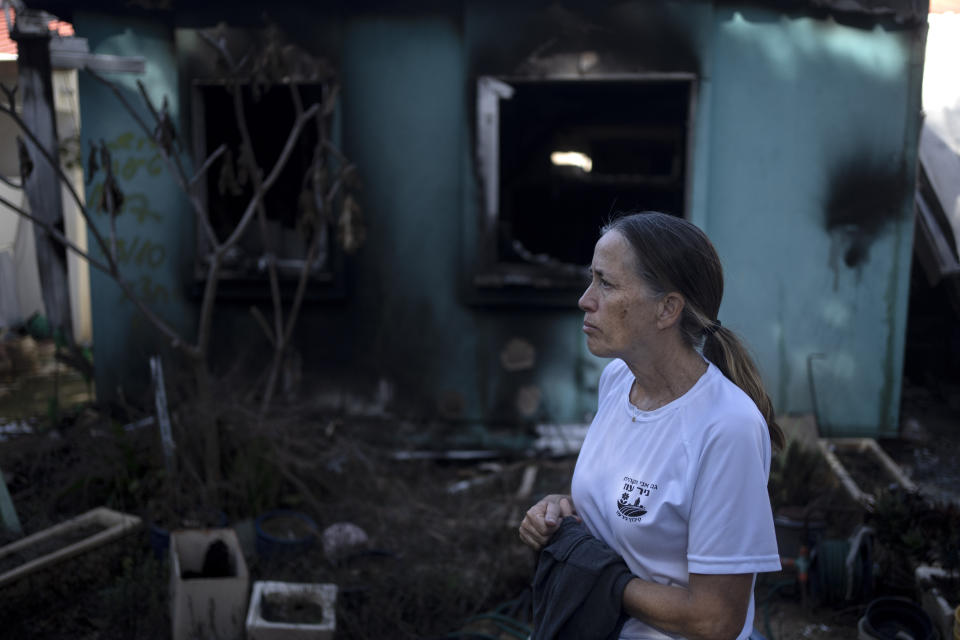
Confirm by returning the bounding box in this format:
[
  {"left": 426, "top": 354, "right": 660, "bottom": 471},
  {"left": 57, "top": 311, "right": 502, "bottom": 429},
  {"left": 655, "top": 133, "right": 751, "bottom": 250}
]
[{"left": 519, "top": 212, "right": 784, "bottom": 640}]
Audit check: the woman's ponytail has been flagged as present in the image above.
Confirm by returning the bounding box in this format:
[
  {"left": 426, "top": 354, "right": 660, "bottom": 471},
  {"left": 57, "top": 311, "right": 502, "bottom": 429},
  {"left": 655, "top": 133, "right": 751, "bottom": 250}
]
[{"left": 703, "top": 326, "right": 785, "bottom": 452}]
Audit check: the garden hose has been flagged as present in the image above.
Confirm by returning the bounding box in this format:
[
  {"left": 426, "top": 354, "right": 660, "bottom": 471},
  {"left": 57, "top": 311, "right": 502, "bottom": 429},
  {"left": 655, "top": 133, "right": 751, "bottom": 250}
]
[
  {"left": 448, "top": 595, "right": 533, "bottom": 640},
  {"left": 812, "top": 530, "right": 872, "bottom": 606},
  {"left": 494, "top": 595, "right": 531, "bottom": 621},
  {"left": 462, "top": 612, "right": 532, "bottom": 639},
  {"left": 815, "top": 539, "right": 850, "bottom": 605},
  {"left": 758, "top": 577, "right": 797, "bottom": 640}
]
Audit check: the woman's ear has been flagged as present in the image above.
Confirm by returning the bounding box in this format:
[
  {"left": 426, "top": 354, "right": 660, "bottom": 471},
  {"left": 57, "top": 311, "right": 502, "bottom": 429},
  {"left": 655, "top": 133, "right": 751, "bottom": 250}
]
[{"left": 656, "top": 292, "right": 686, "bottom": 329}]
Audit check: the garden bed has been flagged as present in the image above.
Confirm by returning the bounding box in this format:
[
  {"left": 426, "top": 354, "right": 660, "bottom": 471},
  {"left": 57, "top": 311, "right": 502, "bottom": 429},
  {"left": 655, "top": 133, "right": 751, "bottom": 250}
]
[
  {"left": 1, "top": 401, "right": 955, "bottom": 639},
  {"left": 818, "top": 438, "right": 917, "bottom": 508},
  {"left": 0, "top": 506, "right": 141, "bottom": 588}
]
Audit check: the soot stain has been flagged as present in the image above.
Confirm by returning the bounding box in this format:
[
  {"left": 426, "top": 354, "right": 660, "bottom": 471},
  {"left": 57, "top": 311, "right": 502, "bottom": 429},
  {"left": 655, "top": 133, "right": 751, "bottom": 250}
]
[
  {"left": 470, "top": 3, "right": 700, "bottom": 78},
  {"left": 824, "top": 155, "right": 909, "bottom": 269}
]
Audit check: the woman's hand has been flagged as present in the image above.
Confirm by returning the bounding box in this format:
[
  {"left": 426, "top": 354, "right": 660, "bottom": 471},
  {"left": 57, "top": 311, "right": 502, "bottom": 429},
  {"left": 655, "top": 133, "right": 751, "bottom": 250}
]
[{"left": 518, "top": 494, "right": 578, "bottom": 551}]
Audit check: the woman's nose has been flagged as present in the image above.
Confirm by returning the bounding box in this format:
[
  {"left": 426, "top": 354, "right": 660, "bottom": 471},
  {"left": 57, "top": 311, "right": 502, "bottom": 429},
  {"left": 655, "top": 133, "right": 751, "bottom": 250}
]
[{"left": 578, "top": 286, "right": 595, "bottom": 312}]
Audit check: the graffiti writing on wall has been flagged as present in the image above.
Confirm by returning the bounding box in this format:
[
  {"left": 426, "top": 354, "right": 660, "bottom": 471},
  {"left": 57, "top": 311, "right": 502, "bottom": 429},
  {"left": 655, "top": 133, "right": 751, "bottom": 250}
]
[{"left": 89, "top": 131, "right": 175, "bottom": 305}]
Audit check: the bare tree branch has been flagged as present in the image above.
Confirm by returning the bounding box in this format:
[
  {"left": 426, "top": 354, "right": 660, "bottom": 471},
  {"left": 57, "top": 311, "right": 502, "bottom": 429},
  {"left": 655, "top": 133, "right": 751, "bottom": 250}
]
[
  {"left": 0, "top": 102, "right": 132, "bottom": 280},
  {"left": 0, "top": 83, "right": 15, "bottom": 109},
  {"left": 84, "top": 69, "right": 221, "bottom": 250},
  {"left": 108, "top": 208, "right": 118, "bottom": 264},
  {"left": 135, "top": 79, "right": 163, "bottom": 131},
  {"left": 0, "top": 173, "right": 22, "bottom": 189},
  {"left": 282, "top": 222, "right": 323, "bottom": 342},
  {"left": 325, "top": 163, "right": 357, "bottom": 211},
  {"left": 83, "top": 70, "right": 154, "bottom": 144},
  {"left": 249, "top": 306, "right": 276, "bottom": 348},
  {"left": 195, "top": 252, "right": 221, "bottom": 358},
  {"left": 0, "top": 193, "right": 111, "bottom": 273},
  {"left": 0, "top": 103, "right": 93, "bottom": 229},
  {"left": 121, "top": 284, "right": 193, "bottom": 356},
  {"left": 0, "top": 94, "right": 200, "bottom": 357},
  {"left": 253, "top": 78, "right": 356, "bottom": 414},
  {"left": 0, "top": 193, "right": 192, "bottom": 354},
  {"left": 267, "top": 447, "right": 325, "bottom": 515},
  {"left": 219, "top": 102, "right": 320, "bottom": 252},
  {"left": 188, "top": 143, "right": 228, "bottom": 189},
  {"left": 282, "top": 162, "right": 355, "bottom": 344},
  {"left": 198, "top": 30, "right": 243, "bottom": 75},
  {"left": 229, "top": 79, "right": 285, "bottom": 348},
  {"left": 322, "top": 139, "right": 350, "bottom": 166},
  {"left": 288, "top": 82, "right": 304, "bottom": 117}
]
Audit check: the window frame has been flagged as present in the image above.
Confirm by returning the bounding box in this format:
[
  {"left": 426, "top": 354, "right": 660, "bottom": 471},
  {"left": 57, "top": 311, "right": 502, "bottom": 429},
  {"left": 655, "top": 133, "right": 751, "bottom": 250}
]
[
  {"left": 189, "top": 78, "right": 346, "bottom": 302},
  {"left": 471, "top": 72, "right": 699, "bottom": 305}
]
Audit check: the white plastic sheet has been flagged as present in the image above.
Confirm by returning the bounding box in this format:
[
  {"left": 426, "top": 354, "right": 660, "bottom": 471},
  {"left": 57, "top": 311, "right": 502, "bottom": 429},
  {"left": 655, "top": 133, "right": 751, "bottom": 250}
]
[{"left": 920, "top": 13, "right": 960, "bottom": 254}]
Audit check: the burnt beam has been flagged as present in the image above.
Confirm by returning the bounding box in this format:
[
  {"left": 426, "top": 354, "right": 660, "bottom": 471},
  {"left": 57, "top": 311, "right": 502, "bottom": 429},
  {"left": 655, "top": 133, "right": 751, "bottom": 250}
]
[{"left": 12, "top": 7, "right": 73, "bottom": 341}]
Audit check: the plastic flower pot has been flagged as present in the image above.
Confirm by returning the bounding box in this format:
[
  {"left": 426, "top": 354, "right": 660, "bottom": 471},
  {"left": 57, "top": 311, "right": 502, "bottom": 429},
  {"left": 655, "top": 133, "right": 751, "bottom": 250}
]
[
  {"left": 773, "top": 513, "right": 826, "bottom": 561},
  {"left": 857, "top": 596, "right": 935, "bottom": 640},
  {"left": 254, "top": 510, "right": 318, "bottom": 558}
]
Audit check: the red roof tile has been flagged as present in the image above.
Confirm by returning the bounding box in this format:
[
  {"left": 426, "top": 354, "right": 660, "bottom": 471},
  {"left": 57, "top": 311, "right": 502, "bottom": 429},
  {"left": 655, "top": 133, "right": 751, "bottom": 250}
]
[
  {"left": 931, "top": 0, "right": 960, "bottom": 12},
  {"left": 0, "top": 8, "right": 74, "bottom": 58}
]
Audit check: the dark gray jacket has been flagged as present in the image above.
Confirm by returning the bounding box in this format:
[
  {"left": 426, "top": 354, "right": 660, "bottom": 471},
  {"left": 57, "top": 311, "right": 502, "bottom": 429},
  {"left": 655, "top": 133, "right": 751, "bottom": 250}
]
[{"left": 532, "top": 516, "right": 635, "bottom": 640}]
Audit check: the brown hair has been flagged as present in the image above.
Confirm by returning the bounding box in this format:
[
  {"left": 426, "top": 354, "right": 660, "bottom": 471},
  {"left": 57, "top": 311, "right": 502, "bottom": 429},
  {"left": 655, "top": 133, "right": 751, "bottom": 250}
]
[{"left": 602, "top": 212, "right": 785, "bottom": 451}]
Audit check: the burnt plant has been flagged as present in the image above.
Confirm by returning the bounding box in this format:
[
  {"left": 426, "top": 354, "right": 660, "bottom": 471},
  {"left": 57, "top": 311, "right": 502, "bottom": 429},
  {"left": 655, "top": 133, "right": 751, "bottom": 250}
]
[
  {"left": 0, "top": 15, "right": 362, "bottom": 507},
  {"left": 768, "top": 439, "right": 834, "bottom": 511},
  {"left": 869, "top": 487, "right": 960, "bottom": 585}
]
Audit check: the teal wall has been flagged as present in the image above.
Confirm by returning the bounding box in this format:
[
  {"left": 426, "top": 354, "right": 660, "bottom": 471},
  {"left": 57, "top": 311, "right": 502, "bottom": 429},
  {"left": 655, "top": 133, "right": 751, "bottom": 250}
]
[
  {"left": 76, "top": 12, "right": 195, "bottom": 400},
  {"left": 75, "top": 3, "right": 924, "bottom": 439},
  {"left": 702, "top": 10, "right": 923, "bottom": 436},
  {"left": 335, "top": 14, "right": 598, "bottom": 441}
]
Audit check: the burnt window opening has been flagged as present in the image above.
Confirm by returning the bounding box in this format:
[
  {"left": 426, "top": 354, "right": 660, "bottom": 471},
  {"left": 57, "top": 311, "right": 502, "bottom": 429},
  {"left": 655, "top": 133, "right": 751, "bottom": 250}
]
[
  {"left": 192, "top": 81, "right": 343, "bottom": 300},
  {"left": 475, "top": 75, "right": 695, "bottom": 300}
]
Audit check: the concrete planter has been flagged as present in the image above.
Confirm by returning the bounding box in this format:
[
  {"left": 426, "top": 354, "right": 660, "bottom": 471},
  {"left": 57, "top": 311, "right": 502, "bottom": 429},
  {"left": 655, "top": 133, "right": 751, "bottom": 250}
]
[
  {"left": 915, "top": 565, "right": 959, "bottom": 640},
  {"left": 817, "top": 438, "right": 917, "bottom": 508},
  {"left": 0, "top": 506, "right": 141, "bottom": 588},
  {"left": 170, "top": 528, "right": 249, "bottom": 640},
  {"left": 246, "top": 581, "right": 337, "bottom": 640}
]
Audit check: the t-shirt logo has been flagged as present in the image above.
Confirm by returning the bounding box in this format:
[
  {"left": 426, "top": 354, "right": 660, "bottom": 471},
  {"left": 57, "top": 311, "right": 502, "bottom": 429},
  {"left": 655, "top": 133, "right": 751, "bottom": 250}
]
[{"left": 617, "top": 475, "right": 657, "bottom": 521}]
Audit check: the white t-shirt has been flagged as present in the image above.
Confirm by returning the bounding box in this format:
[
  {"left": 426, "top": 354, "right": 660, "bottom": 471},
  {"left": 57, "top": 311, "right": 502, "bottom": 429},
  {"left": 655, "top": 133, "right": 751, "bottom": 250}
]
[{"left": 571, "top": 359, "right": 781, "bottom": 640}]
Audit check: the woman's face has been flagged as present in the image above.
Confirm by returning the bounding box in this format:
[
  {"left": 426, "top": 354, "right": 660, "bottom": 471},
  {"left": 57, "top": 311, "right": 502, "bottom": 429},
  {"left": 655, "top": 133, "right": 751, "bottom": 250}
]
[{"left": 578, "top": 231, "right": 661, "bottom": 360}]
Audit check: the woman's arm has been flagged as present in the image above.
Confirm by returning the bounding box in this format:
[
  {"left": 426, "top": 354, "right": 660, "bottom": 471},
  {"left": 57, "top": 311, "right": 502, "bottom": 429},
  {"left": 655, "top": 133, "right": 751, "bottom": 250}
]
[
  {"left": 517, "top": 494, "right": 577, "bottom": 551},
  {"left": 621, "top": 572, "right": 753, "bottom": 640}
]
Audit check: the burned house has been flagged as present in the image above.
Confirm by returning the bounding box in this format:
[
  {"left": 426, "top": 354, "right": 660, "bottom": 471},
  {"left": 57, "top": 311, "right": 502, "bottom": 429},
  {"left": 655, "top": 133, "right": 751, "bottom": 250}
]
[{"left": 21, "top": 0, "right": 931, "bottom": 441}]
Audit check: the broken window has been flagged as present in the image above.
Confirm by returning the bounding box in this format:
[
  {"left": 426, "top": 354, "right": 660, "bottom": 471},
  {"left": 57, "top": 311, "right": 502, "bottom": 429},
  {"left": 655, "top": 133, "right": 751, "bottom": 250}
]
[
  {"left": 474, "top": 75, "right": 695, "bottom": 300},
  {"left": 191, "top": 81, "right": 342, "bottom": 299}
]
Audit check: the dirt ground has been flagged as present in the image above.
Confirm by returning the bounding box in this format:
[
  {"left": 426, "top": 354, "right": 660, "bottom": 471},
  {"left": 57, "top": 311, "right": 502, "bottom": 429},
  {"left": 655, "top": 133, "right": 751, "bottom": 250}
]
[
  {"left": 1, "top": 333, "right": 958, "bottom": 639},
  {"left": 0, "top": 420, "right": 860, "bottom": 640}
]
